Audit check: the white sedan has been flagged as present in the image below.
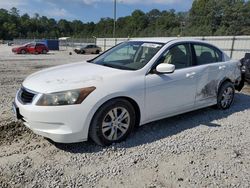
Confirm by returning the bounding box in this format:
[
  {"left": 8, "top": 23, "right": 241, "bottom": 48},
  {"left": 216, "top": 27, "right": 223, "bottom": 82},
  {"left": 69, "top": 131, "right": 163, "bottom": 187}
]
[{"left": 13, "top": 38, "right": 242, "bottom": 146}]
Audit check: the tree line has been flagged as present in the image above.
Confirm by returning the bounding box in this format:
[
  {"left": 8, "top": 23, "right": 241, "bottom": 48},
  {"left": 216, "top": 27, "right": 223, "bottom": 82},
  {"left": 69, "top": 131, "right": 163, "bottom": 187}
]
[{"left": 0, "top": 0, "right": 250, "bottom": 40}]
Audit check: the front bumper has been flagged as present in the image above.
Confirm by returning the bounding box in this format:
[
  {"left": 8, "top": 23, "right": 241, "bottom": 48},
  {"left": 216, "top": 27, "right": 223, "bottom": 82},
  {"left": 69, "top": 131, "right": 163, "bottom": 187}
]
[{"left": 14, "top": 94, "right": 90, "bottom": 143}]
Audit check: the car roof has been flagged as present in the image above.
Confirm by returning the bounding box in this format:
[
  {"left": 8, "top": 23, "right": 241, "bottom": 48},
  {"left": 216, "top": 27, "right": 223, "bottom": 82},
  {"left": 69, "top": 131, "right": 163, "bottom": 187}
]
[
  {"left": 24, "top": 42, "right": 45, "bottom": 45},
  {"left": 129, "top": 37, "right": 212, "bottom": 45},
  {"left": 36, "top": 42, "right": 46, "bottom": 45}
]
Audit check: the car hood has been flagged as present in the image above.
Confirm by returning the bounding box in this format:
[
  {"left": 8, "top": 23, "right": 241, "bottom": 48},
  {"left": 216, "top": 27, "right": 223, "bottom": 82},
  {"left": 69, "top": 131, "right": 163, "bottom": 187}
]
[
  {"left": 13, "top": 46, "right": 25, "bottom": 50},
  {"left": 23, "top": 62, "right": 123, "bottom": 93}
]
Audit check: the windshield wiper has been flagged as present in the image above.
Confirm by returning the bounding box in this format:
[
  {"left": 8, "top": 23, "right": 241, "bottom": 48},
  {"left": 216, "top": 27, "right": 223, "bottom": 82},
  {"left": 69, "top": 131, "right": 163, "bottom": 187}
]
[
  {"left": 102, "top": 63, "right": 118, "bottom": 68},
  {"left": 102, "top": 63, "right": 135, "bottom": 70},
  {"left": 86, "top": 60, "right": 93, "bottom": 63}
]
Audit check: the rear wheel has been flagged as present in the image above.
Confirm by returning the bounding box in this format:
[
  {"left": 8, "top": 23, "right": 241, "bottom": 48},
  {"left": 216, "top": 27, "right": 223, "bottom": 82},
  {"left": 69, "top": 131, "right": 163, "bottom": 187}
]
[
  {"left": 216, "top": 82, "right": 235, "bottom": 109},
  {"left": 42, "top": 49, "right": 47, "bottom": 54},
  {"left": 96, "top": 50, "right": 100, "bottom": 54},
  {"left": 89, "top": 99, "right": 136, "bottom": 146}
]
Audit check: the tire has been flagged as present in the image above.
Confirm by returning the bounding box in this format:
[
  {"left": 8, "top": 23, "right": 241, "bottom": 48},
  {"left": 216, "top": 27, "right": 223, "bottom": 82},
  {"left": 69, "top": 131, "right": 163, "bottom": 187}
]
[
  {"left": 96, "top": 50, "right": 100, "bottom": 54},
  {"left": 42, "top": 49, "right": 47, "bottom": 54},
  {"left": 89, "top": 99, "right": 136, "bottom": 146},
  {"left": 21, "top": 49, "right": 26, "bottom": 54},
  {"left": 216, "top": 81, "right": 235, "bottom": 110},
  {"left": 81, "top": 50, "right": 85, "bottom": 54}
]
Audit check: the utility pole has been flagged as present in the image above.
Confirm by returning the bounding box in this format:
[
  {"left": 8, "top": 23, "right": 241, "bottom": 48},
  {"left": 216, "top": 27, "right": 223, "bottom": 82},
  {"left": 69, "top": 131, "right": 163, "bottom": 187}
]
[
  {"left": 113, "top": 0, "right": 117, "bottom": 38},
  {"left": 180, "top": 21, "right": 185, "bottom": 36}
]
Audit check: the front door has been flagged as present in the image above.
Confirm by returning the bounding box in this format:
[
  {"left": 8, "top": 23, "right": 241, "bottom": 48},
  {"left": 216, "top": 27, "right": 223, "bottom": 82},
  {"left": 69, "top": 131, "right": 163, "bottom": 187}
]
[{"left": 145, "top": 43, "right": 197, "bottom": 121}]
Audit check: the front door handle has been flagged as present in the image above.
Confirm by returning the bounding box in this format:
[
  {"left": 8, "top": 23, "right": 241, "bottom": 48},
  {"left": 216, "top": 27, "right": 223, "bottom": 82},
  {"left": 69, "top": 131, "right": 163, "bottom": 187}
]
[
  {"left": 219, "top": 65, "right": 226, "bottom": 70},
  {"left": 186, "top": 72, "right": 196, "bottom": 78}
]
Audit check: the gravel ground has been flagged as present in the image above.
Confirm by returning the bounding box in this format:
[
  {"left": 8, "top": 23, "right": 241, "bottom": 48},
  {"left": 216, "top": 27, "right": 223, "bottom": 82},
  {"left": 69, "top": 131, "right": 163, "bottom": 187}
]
[{"left": 0, "top": 44, "right": 250, "bottom": 187}]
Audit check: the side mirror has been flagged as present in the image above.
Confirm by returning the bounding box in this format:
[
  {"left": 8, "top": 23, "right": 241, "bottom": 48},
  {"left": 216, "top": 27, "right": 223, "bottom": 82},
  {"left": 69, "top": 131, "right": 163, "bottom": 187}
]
[{"left": 156, "top": 64, "right": 175, "bottom": 74}]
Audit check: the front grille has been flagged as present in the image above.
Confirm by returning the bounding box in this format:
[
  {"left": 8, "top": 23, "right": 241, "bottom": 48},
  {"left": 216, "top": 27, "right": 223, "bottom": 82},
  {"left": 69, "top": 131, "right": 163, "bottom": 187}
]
[{"left": 18, "top": 87, "right": 36, "bottom": 104}]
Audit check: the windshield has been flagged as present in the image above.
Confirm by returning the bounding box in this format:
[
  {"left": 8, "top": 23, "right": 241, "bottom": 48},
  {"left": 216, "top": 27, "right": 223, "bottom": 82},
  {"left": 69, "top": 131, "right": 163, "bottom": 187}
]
[
  {"left": 90, "top": 41, "right": 163, "bottom": 70},
  {"left": 24, "top": 42, "right": 35, "bottom": 47},
  {"left": 80, "top": 45, "right": 87, "bottom": 48}
]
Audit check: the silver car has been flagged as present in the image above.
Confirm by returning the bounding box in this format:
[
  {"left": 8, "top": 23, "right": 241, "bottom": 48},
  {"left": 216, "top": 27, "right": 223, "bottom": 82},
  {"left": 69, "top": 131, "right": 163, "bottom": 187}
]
[{"left": 74, "top": 44, "right": 102, "bottom": 54}]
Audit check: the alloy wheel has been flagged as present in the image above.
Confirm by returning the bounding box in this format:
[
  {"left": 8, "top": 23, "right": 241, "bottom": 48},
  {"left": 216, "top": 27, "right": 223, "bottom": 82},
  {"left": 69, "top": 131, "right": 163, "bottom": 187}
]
[
  {"left": 221, "top": 87, "right": 234, "bottom": 108},
  {"left": 101, "top": 107, "right": 130, "bottom": 141}
]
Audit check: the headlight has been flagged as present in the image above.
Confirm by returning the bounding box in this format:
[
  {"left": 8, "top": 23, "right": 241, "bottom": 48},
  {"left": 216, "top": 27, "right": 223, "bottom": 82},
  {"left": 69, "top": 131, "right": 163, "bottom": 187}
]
[{"left": 36, "top": 87, "right": 96, "bottom": 106}]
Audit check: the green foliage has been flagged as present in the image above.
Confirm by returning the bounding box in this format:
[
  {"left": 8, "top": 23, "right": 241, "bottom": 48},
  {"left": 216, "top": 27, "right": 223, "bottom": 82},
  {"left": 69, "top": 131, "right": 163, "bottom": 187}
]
[
  {"left": 0, "top": 0, "right": 250, "bottom": 40},
  {"left": 188, "top": 0, "right": 250, "bottom": 36}
]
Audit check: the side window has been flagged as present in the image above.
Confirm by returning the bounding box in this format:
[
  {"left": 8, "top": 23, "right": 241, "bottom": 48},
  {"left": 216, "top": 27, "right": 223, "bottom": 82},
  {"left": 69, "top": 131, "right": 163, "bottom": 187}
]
[
  {"left": 27, "top": 43, "right": 35, "bottom": 48},
  {"left": 158, "top": 44, "right": 191, "bottom": 69},
  {"left": 36, "top": 43, "right": 43, "bottom": 47},
  {"left": 193, "top": 44, "right": 223, "bottom": 65}
]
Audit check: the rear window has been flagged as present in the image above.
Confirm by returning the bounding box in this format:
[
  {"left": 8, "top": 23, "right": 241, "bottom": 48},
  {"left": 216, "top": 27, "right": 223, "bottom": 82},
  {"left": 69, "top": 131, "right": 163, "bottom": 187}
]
[{"left": 193, "top": 44, "right": 223, "bottom": 65}]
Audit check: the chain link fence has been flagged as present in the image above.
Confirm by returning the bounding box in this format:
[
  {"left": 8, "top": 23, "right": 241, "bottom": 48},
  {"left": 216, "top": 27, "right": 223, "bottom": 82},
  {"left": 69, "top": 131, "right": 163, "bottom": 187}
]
[
  {"left": 96, "top": 36, "right": 250, "bottom": 60},
  {"left": 59, "top": 38, "right": 96, "bottom": 50},
  {"left": 11, "top": 36, "right": 250, "bottom": 59}
]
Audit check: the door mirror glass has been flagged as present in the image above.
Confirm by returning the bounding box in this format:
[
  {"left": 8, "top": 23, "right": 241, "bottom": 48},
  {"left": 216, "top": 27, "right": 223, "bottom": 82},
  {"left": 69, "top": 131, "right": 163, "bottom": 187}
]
[{"left": 156, "top": 64, "right": 175, "bottom": 74}]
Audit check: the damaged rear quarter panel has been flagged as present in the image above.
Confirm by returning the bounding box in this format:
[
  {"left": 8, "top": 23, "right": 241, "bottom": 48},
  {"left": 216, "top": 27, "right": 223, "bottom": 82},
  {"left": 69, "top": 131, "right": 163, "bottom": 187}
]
[{"left": 195, "top": 60, "right": 239, "bottom": 104}]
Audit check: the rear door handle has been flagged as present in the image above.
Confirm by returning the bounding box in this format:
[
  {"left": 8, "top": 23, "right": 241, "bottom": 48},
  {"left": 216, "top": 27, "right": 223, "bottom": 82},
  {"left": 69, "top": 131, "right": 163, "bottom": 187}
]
[
  {"left": 219, "top": 65, "right": 226, "bottom": 70},
  {"left": 186, "top": 72, "right": 196, "bottom": 78}
]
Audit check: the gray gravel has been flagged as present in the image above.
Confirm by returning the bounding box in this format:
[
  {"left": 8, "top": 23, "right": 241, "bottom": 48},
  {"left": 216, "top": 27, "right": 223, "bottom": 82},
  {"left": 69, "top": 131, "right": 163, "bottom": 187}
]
[{"left": 0, "top": 44, "right": 250, "bottom": 187}]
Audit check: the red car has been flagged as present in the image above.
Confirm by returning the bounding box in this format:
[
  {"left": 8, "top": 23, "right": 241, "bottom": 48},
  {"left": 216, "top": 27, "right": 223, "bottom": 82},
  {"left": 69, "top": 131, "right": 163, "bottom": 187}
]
[{"left": 12, "top": 42, "right": 49, "bottom": 54}]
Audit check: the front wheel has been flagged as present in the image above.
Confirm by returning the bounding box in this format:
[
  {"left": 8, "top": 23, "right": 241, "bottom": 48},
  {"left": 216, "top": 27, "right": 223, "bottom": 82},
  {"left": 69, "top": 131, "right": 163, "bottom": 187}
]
[
  {"left": 89, "top": 99, "right": 136, "bottom": 146},
  {"left": 20, "top": 49, "right": 26, "bottom": 54},
  {"left": 216, "top": 82, "right": 235, "bottom": 109}
]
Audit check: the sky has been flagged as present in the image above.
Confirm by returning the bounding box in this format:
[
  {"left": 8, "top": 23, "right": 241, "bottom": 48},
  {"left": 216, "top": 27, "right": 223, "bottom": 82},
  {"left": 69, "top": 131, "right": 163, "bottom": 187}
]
[{"left": 0, "top": 0, "right": 193, "bottom": 22}]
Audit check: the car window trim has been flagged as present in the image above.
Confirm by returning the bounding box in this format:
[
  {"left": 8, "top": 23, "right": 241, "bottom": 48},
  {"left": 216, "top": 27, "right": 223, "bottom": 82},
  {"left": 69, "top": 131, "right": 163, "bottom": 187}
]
[{"left": 190, "top": 43, "right": 197, "bottom": 66}]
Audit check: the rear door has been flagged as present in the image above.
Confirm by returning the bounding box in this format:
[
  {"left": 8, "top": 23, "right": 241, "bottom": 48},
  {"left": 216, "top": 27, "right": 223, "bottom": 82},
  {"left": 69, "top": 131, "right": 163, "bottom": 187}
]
[
  {"left": 191, "top": 43, "right": 226, "bottom": 106},
  {"left": 35, "top": 43, "right": 43, "bottom": 53},
  {"left": 85, "top": 45, "right": 92, "bottom": 53},
  {"left": 91, "top": 45, "right": 97, "bottom": 53}
]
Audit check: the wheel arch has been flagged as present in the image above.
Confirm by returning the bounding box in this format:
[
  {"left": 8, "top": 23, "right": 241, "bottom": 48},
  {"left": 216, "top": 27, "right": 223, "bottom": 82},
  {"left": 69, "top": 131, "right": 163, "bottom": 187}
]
[
  {"left": 120, "top": 96, "right": 141, "bottom": 127},
  {"left": 87, "top": 96, "right": 141, "bottom": 140},
  {"left": 90, "top": 96, "right": 141, "bottom": 127},
  {"left": 217, "top": 77, "right": 234, "bottom": 92}
]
